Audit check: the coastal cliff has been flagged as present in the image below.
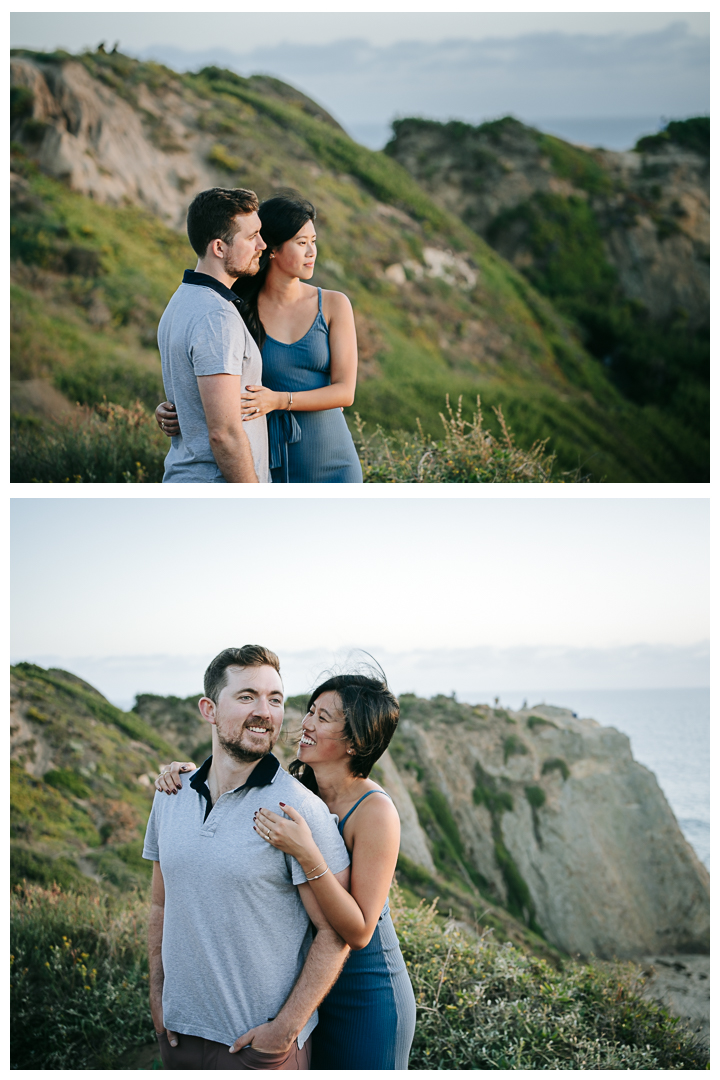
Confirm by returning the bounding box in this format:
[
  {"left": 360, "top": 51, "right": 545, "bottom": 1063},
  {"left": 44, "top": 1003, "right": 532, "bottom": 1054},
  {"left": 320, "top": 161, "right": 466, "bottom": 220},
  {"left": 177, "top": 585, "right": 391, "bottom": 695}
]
[{"left": 386, "top": 696, "right": 708, "bottom": 958}]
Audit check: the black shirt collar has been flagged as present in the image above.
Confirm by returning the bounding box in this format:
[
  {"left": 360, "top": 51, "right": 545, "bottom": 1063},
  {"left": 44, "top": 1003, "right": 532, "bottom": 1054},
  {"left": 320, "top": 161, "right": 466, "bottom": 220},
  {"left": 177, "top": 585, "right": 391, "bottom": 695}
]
[
  {"left": 182, "top": 269, "right": 243, "bottom": 306},
  {"left": 190, "top": 753, "right": 281, "bottom": 820}
]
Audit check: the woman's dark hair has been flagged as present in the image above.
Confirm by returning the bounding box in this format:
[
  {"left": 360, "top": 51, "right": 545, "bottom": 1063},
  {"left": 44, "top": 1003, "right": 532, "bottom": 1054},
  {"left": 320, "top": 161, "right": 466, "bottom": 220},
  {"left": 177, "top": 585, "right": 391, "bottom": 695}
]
[
  {"left": 232, "top": 191, "right": 316, "bottom": 349},
  {"left": 289, "top": 672, "right": 400, "bottom": 794}
]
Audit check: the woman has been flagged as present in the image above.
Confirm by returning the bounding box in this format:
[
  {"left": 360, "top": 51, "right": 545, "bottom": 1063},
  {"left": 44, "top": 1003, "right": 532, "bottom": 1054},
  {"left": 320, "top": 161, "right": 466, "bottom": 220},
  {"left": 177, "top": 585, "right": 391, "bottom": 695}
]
[
  {"left": 157, "top": 673, "right": 415, "bottom": 1070},
  {"left": 156, "top": 193, "right": 363, "bottom": 483}
]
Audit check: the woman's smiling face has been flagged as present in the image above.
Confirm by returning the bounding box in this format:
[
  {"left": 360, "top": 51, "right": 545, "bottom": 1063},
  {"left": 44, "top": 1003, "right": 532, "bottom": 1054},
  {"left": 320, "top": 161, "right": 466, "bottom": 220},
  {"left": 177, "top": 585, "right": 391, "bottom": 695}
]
[
  {"left": 271, "top": 219, "right": 317, "bottom": 280},
  {"left": 298, "top": 690, "right": 348, "bottom": 764}
]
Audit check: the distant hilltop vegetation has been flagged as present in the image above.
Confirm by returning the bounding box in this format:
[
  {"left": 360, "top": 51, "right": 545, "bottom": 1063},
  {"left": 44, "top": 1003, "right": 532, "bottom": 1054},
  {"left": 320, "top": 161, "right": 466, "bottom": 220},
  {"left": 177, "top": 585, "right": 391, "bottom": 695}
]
[
  {"left": 11, "top": 663, "right": 709, "bottom": 960},
  {"left": 10, "top": 49, "right": 709, "bottom": 480}
]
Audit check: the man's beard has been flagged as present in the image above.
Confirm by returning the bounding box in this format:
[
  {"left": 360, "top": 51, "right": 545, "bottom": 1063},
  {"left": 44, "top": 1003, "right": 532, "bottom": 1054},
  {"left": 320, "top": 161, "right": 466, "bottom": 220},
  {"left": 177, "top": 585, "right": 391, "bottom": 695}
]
[
  {"left": 224, "top": 251, "right": 261, "bottom": 281},
  {"left": 216, "top": 724, "right": 273, "bottom": 763}
]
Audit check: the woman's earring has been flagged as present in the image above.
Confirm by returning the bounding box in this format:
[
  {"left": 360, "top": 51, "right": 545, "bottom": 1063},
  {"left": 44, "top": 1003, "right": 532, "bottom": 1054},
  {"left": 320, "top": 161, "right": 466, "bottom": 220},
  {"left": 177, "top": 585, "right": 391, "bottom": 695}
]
[{"left": 347, "top": 748, "right": 355, "bottom": 755}]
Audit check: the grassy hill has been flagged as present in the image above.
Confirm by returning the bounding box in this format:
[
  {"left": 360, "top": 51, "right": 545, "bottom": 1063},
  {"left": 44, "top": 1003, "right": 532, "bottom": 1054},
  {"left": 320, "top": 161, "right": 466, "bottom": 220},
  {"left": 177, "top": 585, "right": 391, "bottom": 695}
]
[{"left": 10, "top": 49, "right": 708, "bottom": 481}]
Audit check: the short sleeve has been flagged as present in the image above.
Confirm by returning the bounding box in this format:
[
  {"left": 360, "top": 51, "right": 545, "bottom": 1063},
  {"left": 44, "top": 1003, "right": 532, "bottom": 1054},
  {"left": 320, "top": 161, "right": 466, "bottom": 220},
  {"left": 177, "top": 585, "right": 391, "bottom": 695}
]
[
  {"left": 290, "top": 795, "right": 351, "bottom": 885},
  {"left": 190, "top": 308, "right": 246, "bottom": 377},
  {"left": 142, "top": 793, "right": 161, "bottom": 861}
]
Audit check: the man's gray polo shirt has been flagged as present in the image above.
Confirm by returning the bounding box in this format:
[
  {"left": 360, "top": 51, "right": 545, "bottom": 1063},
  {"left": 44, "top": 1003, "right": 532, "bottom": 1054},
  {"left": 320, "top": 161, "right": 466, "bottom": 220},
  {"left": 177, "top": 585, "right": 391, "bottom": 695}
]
[
  {"left": 158, "top": 271, "right": 270, "bottom": 483},
  {"left": 142, "top": 753, "right": 349, "bottom": 1048}
]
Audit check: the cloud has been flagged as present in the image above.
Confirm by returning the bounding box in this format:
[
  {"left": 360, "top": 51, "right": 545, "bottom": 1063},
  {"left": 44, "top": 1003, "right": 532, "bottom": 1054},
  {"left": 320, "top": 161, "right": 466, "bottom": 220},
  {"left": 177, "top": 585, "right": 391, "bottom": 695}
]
[
  {"left": 136, "top": 22, "right": 709, "bottom": 130},
  {"left": 15, "top": 641, "right": 709, "bottom": 712}
]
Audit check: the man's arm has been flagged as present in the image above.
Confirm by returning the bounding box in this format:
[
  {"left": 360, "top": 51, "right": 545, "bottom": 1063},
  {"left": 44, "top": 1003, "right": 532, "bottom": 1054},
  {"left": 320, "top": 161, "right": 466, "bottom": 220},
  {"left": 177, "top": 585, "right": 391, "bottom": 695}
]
[
  {"left": 197, "top": 374, "right": 259, "bottom": 483},
  {"left": 148, "top": 861, "right": 179, "bottom": 1048},
  {"left": 229, "top": 868, "right": 351, "bottom": 1054}
]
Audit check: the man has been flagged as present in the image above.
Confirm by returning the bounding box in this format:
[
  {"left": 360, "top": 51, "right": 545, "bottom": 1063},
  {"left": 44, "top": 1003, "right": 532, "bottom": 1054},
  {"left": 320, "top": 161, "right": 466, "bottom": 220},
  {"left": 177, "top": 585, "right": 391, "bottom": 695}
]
[
  {"left": 142, "top": 646, "right": 350, "bottom": 1070},
  {"left": 158, "top": 188, "right": 270, "bottom": 483}
]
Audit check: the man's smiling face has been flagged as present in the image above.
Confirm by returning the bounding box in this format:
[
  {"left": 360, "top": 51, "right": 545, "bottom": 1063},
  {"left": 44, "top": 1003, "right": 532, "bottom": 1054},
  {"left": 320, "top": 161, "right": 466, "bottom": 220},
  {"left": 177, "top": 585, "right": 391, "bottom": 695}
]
[{"left": 207, "top": 664, "right": 284, "bottom": 763}]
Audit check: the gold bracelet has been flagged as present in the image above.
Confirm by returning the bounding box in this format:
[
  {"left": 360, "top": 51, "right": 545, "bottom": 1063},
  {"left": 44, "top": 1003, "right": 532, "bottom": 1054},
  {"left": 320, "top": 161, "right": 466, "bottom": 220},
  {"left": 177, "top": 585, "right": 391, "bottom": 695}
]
[
  {"left": 287, "top": 391, "right": 293, "bottom": 410},
  {"left": 306, "top": 865, "right": 329, "bottom": 881},
  {"left": 305, "top": 861, "right": 324, "bottom": 876}
]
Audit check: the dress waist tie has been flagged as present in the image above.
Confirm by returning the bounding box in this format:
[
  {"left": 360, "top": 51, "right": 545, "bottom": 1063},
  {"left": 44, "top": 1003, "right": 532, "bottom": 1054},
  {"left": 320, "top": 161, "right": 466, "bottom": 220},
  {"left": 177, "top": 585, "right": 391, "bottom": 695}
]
[{"left": 267, "top": 409, "right": 302, "bottom": 483}]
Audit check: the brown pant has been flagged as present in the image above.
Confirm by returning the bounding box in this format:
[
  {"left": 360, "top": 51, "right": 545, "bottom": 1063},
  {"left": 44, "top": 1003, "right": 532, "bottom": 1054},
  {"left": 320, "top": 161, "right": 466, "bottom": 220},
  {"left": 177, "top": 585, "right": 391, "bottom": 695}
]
[{"left": 156, "top": 1031, "right": 311, "bottom": 1070}]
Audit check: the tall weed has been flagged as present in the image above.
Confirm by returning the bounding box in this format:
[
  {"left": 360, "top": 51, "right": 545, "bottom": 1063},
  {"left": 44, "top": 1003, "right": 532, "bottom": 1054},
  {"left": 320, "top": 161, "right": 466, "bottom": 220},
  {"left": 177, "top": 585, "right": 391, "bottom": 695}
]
[{"left": 355, "top": 396, "right": 585, "bottom": 483}]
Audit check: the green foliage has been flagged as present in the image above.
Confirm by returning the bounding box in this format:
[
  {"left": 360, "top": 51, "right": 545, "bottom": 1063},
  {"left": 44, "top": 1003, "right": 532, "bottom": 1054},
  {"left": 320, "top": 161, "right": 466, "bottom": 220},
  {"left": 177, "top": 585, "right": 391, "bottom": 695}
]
[
  {"left": 44, "top": 769, "right": 91, "bottom": 799},
  {"left": 503, "top": 735, "right": 529, "bottom": 764},
  {"left": 354, "top": 397, "right": 579, "bottom": 483},
  {"left": 394, "top": 890, "right": 708, "bottom": 1069},
  {"left": 635, "top": 117, "right": 709, "bottom": 157},
  {"left": 11, "top": 85, "right": 35, "bottom": 120},
  {"left": 22, "top": 666, "right": 177, "bottom": 758},
  {"left": 535, "top": 133, "right": 613, "bottom": 195},
  {"left": 207, "top": 142, "right": 243, "bottom": 172},
  {"left": 396, "top": 852, "right": 436, "bottom": 888},
  {"left": 12, "top": 881, "right": 706, "bottom": 1070},
  {"left": 10, "top": 883, "right": 155, "bottom": 1069},
  {"left": 527, "top": 714, "right": 558, "bottom": 731},
  {"left": 491, "top": 823, "right": 541, "bottom": 932},
  {"left": 472, "top": 779, "right": 514, "bottom": 815},
  {"left": 11, "top": 847, "right": 90, "bottom": 892},
  {"left": 543, "top": 758, "right": 570, "bottom": 781},
  {"left": 487, "top": 193, "right": 708, "bottom": 439},
  {"left": 11, "top": 763, "right": 102, "bottom": 849},
  {"left": 524, "top": 786, "right": 547, "bottom": 810},
  {"left": 11, "top": 401, "right": 166, "bottom": 483}
]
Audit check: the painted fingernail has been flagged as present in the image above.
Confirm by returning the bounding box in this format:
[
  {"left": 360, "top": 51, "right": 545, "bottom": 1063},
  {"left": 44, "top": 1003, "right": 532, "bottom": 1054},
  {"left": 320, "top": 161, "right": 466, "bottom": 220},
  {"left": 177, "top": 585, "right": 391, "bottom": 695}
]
[{"left": 279, "top": 802, "right": 285, "bottom": 807}]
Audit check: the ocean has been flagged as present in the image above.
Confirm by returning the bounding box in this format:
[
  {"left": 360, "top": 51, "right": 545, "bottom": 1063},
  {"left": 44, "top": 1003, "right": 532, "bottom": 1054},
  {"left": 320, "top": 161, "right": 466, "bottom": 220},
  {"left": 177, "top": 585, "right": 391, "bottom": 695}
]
[{"left": 462, "top": 688, "right": 710, "bottom": 870}]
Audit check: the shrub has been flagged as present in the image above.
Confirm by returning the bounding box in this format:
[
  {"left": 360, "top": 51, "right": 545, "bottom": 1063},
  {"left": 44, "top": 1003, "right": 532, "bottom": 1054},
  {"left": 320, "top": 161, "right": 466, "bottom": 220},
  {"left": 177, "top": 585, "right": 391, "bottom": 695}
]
[
  {"left": 524, "top": 785, "right": 546, "bottom": 810},
  {"left": 10, "top": 883, "right": 155, "bottom": 1069},
  {"left": 354, "top": 396, "right": 579, "bottom": 483},
  {"left": 44, "top": 768, "right": 91, "bottom": 799},
  {"left": 207, "top": 142, "right": 243, "bottom": 173},
  {"left": 503, "top": 735, "right": 529, "bottom": 764},
  {"left": 10, "top": 400, "right": 166, "bottom": 483},
  {"left": 527, "top": 714, "right": 558, "bottom": 731},
  {"left": 392, "top": 888, "right": 708, "bottom": 1069},
  {"left": 542, "top": 757, "right": 570, "bottom": 781}
]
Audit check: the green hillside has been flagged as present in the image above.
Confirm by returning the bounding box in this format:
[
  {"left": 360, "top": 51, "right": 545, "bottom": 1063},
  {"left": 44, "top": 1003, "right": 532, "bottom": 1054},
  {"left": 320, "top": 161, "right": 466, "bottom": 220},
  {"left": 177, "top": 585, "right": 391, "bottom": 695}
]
[
  {"left": 386, "top": 115, "right": 709, "bottom": 478},
  {"left": 9, "top": 50, "right": 708, "bottom": 480}
]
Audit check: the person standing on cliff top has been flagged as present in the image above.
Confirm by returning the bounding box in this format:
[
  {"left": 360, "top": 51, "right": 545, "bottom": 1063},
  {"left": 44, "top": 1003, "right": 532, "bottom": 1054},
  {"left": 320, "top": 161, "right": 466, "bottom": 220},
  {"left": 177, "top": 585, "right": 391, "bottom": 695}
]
[{"left": 157, "top": 187, "right": 270, "bottom": 483}]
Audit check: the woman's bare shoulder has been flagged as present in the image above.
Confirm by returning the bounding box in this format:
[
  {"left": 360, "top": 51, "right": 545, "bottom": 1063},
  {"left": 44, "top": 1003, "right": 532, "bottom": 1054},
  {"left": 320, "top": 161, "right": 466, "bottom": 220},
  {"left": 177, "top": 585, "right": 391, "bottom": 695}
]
[
  {"left": 320, "top": 289, "right": 354, "bottom": 317},
  {"left": 354, "top": 788, "right": 400, "bottom": 828}
]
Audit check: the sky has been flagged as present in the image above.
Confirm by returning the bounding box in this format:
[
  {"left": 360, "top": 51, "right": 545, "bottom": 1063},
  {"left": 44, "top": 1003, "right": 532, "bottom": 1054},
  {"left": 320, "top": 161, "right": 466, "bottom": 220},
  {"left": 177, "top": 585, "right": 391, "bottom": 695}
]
[
  {"left": 10, "top": 13, "right": 709, "bottom": 150},
  {"left": 10, "top": 498, "right": 709, "bottom": 707}
]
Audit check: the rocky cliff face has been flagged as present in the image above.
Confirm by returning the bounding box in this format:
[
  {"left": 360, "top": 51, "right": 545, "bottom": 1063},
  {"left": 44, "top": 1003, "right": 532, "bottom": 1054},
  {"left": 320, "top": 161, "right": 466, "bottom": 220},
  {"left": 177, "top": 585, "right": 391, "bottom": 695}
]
[
  {"left": 11, "top": 55, "right": 224, "bottom": 229},
  {"left": 387, "top": 117, "right": 709, "bottom": 328},
  {"left": 387, "top": 695, "right": 709, "bottom": 959}
]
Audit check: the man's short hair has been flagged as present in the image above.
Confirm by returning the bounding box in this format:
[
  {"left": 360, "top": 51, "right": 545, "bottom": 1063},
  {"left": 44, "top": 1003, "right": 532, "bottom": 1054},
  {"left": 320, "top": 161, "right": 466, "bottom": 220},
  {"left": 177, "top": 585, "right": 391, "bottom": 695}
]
[
  {"left": 204, "top": 645, "right": 281, "bottom": 703},
  {"left": 187, "top": 188, "right": 260, "bottom": 258}
]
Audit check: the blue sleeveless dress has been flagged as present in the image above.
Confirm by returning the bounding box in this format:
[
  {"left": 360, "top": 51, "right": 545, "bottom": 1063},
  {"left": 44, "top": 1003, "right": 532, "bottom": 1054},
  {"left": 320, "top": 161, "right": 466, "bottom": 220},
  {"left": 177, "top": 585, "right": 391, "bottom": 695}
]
[
  {"left": 262, "top": 289, "right": 363, "bottom": 484},
  {"left": 311, "top": 791, "right": 416, "bottom": 1070}
]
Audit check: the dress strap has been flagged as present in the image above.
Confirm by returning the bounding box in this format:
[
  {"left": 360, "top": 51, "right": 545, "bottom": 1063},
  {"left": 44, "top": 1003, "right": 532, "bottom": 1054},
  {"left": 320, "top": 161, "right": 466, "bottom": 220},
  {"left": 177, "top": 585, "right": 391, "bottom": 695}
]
[
  {"left": 316, "top": 287, "right": 323, "bottom": 314},
  {"left": 338, "top": 789, "right": 390, "bottom": 836}
]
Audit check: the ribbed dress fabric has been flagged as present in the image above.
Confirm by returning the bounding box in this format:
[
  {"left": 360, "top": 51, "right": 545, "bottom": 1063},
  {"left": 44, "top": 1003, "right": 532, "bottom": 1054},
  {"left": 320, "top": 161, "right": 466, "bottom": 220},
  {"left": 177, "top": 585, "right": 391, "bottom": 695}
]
[
  {"left": 311, "top": 791, "right": 416, "bottom": 1070},
  {"left": 261, "top": 288, "right": 363, "bottom": 483}
]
